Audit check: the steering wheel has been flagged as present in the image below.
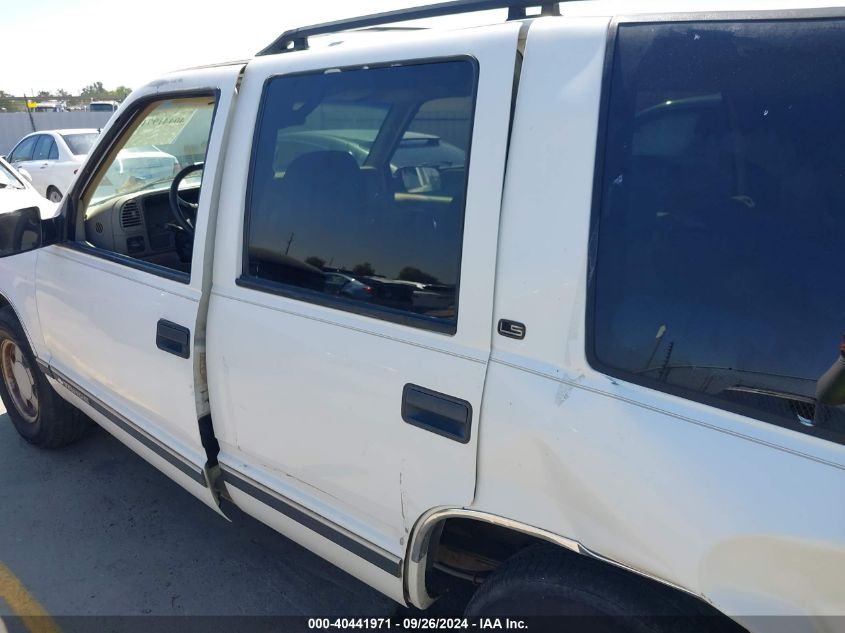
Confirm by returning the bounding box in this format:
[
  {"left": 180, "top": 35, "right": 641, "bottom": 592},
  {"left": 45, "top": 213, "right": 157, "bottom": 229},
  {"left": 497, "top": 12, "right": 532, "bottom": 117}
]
[{"left": 169, "top": 163, "right": 204, "bottom": 237}]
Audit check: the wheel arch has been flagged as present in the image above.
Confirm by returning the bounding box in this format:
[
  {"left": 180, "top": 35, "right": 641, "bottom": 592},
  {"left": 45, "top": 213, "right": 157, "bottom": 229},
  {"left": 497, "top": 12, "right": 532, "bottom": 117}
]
[
  {"left": 404, "top": 508, "right": 714, "bottom": 613},
  {"left": 0, "top": 292, "right": 41, "bottom": 363}
]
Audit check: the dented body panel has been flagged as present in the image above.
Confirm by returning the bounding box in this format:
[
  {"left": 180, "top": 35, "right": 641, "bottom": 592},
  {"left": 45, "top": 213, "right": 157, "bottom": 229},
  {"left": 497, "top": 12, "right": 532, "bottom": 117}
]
[{"left": 473, "top": 16, "right": 845, "bottom": 629}]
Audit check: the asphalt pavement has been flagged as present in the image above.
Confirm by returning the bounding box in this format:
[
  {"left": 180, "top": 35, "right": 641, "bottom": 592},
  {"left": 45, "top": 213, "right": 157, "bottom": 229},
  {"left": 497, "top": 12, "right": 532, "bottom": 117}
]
[{"left": 0, "top": 402, "right": 397, "bottom": 627}]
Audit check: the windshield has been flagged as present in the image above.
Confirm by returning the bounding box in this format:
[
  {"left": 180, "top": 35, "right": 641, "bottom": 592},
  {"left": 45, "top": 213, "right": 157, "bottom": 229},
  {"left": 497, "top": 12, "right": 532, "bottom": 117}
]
[
  {"left": 90, "top": 103, "right": 115, "bottom": 112},
  {"left": 0, "top": 162, "right": 24, "bottom": 189},
  {"left": 61, "top": 132, "right": 98, "bottom": 156}
]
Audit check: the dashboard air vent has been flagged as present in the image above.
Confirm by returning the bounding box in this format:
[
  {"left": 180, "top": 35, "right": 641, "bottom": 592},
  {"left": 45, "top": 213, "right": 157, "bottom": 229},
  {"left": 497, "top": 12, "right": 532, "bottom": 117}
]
[{"left": 121, "top": 200, "right": 142, "bottom": 228}]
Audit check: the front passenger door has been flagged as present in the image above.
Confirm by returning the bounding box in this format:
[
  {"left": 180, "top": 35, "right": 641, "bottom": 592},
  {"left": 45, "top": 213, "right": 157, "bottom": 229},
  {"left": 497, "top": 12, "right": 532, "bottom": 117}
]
[{"left": 35, "top": 65, "right": 242, "bottom": 511}]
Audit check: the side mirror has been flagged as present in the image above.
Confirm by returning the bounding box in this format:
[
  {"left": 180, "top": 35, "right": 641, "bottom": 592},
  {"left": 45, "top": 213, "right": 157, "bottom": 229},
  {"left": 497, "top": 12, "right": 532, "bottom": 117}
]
[
  {"left": 398, "top": 165, "right": 442, "bottom": 194},
  {"left": 0, "top": 207, "right": 43, "bottom": 257}
]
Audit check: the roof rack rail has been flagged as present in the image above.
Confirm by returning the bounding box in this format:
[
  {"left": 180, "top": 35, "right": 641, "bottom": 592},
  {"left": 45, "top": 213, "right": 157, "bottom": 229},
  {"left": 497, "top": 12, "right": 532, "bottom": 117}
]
[{"left": 257, "top": 0, "right": 561, "bottom": 56}]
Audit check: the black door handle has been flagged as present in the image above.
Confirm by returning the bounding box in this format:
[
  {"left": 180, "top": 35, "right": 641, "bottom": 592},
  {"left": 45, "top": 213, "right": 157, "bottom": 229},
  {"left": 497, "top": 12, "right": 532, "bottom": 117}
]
[
  {"left": 156, "top": 319, "right": 190, "bottom": 359},
  {"left": 401, "top": 384, "right": 472, "bottom": 443}
]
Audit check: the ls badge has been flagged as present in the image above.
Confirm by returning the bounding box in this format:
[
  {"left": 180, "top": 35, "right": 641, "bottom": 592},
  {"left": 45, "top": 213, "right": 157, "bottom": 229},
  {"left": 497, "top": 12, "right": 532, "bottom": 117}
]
[{"left": 498, "top": 319, "right": 526, "bottom": 340}]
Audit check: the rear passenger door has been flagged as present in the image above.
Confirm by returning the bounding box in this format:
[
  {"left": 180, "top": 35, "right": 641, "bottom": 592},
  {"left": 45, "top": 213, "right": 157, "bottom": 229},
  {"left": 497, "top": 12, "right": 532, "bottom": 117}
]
[
  {"left": 27, "top": 134, "right": 56, "bottom": 195},
  {"left": 208, "top": 26, "right": 519, "bottom": 593}
]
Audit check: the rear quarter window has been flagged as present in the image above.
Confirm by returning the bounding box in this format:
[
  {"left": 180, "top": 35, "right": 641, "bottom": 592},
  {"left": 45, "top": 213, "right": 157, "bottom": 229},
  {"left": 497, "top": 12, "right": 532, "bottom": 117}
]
[{"left": 589, "top": 17, "right": 845, "bottom": 445}]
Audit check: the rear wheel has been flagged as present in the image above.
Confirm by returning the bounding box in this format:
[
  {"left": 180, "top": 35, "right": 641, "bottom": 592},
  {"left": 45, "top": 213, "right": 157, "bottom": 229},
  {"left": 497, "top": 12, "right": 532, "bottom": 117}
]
[
  {"left": 0, "top": 306, "right": 89, "bottom": 448},
  {"left": 46, "top": 186, "right": 62, "bottom": 203},
  {"left": 465, "top": 546, "right": 736, "bottom": 633}
]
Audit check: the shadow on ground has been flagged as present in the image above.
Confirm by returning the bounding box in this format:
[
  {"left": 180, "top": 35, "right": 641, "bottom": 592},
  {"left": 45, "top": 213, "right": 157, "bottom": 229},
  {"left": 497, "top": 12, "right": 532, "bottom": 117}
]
[{"left": 0, "top": 411, "right": 399, "bottom": 617}]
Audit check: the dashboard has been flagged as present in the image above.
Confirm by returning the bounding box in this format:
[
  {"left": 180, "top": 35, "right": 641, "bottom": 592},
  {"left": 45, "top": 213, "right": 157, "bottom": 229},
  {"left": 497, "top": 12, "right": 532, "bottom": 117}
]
[{"left": 84, "top": 186, "right": 200, "bottom": 272}]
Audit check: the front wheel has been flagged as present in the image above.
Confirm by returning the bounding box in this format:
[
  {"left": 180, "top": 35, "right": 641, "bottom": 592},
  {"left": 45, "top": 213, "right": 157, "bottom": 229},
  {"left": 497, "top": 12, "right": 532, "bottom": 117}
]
[{"left": 0, "top": 306, "right": 89, "bottom": 448}]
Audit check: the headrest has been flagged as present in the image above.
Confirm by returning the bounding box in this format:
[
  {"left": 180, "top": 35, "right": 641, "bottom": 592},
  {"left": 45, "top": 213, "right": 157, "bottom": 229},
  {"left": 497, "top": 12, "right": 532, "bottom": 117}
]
[{"left": 284, "top": 150, "right": 361, "bottom": 190}]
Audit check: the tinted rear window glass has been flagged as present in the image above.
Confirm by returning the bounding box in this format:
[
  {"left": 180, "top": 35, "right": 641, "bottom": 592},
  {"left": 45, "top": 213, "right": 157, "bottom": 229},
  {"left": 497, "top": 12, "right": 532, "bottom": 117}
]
[
  {"left": 244, "top": 60, "right": 476, "bottom": 333},
  {"left": 591, "top": 19, "right": 845, "bottom": 444}
]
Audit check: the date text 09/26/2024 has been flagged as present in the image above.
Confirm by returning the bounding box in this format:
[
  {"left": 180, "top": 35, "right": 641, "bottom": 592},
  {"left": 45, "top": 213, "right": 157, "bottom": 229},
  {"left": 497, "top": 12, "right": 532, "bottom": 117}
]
[{"left": 307, "top": 618, "right": 528, "bottom": 630}]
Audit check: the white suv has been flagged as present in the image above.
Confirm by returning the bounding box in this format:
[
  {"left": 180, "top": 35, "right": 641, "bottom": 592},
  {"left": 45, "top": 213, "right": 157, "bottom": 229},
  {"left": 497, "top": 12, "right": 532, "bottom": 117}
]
[{"left": 0, "top": 2, "right": 842, "bottom": 630}]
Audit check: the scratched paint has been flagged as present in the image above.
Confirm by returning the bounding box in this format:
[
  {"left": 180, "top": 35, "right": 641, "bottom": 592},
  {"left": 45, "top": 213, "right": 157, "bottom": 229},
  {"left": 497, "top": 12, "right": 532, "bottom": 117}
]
[{"left": 554, "top": 374, "right": 585, "bottom": 405}]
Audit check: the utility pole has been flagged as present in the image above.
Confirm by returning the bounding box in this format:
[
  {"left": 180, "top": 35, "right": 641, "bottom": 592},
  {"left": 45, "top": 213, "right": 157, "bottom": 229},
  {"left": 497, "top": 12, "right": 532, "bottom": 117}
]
[
  {"left": 284, "top": 232, "right": 295, "bottom": 256},
  {"left": 23, "top": 95, "right": 36, "bottom": 133}
]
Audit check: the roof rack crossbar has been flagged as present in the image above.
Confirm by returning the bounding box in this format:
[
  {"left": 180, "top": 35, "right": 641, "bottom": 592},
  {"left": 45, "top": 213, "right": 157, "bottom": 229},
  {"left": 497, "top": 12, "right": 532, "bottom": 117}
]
[{"left": 257, "top": 0, "right": 561, "bottom": 56}]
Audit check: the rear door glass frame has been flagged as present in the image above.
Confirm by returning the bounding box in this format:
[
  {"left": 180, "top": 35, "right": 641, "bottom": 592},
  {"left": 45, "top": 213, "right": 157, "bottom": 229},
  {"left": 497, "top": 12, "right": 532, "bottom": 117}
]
[{"left": 239, "top": 56, "right": 479, "bottom": 335}]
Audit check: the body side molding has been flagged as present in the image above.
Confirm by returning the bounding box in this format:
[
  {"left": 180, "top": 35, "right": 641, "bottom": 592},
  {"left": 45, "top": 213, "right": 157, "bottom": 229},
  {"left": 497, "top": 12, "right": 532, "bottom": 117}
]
[
  {"left": 38, "top": 361, "right": 207, "bottom": 486},
  {"left": 219, "top": 466, "right": 402, "bottom": 578}
]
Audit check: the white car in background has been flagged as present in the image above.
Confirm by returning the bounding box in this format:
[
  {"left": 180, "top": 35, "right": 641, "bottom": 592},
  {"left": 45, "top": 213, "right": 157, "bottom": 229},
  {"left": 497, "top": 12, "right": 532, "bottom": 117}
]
[
  {"left": 4, "top": 129, "right": 99, "bottom": 202},
  {"left": 0, "top": 157, "right": 55, "bottom": 216}
]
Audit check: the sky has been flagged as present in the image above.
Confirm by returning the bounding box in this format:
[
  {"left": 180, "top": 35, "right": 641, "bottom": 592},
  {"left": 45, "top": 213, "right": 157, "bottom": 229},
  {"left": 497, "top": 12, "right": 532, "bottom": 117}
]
[{"left": 0, "top": 0, "right": 502, "bottom": 96}]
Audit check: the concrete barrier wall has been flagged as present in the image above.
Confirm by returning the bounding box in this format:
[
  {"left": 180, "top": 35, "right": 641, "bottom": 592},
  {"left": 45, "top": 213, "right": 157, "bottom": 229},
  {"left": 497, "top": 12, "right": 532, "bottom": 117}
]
[{"left": 0, "top": 112, "right": 113, "bottom": 155}]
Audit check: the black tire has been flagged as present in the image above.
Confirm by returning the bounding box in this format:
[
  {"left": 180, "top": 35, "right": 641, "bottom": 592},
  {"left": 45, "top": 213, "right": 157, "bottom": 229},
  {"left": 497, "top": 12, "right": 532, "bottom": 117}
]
[
  {"left": 465, "top": 546, "right": 740, "bottom": 633},
  {"left": 46, "top": 186, "right": 63, "bottom": 203},
  {"left": 0, "top": 306, "right": 89, "bottom": 448}
]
